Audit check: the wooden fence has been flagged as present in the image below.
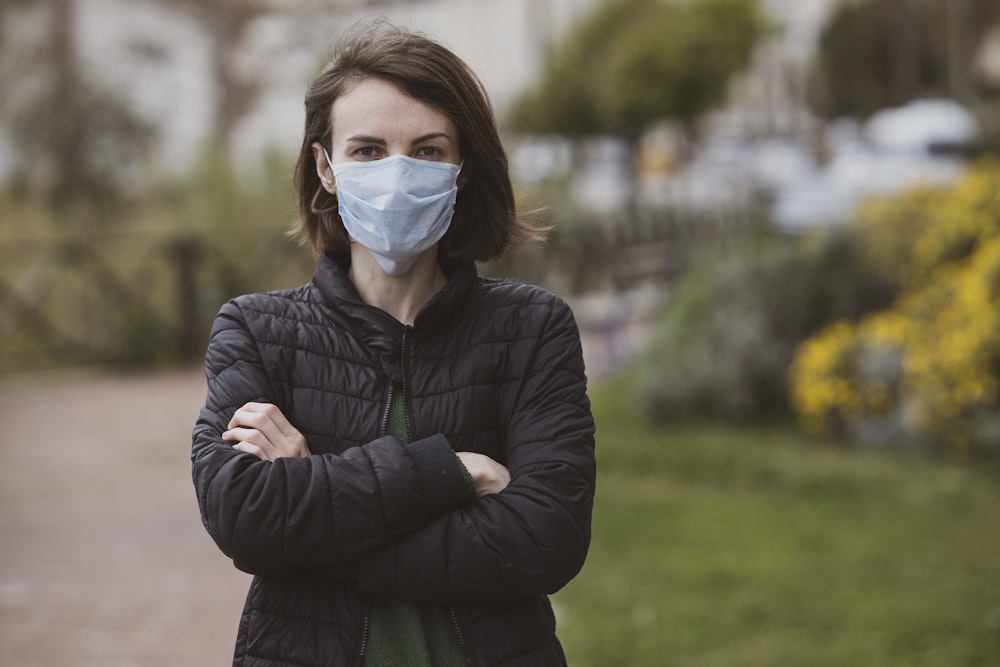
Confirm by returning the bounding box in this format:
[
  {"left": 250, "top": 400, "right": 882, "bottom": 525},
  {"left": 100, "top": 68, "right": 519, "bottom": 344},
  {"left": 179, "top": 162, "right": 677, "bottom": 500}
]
[
  {"left": 0, "top": 205, "right": 761, "bottom": 376},
  {"left": 0, "top": 228, "right": 312, "bottom": 375}
]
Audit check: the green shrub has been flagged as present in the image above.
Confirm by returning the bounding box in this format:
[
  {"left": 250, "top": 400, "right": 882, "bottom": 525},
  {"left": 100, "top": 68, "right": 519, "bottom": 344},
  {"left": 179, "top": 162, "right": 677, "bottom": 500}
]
[
  {"left": 0, "top": 149, "right": 311, "bottom": 374},
  {"left": 636, "top": 229, "right": 896, "bottom": 422}
]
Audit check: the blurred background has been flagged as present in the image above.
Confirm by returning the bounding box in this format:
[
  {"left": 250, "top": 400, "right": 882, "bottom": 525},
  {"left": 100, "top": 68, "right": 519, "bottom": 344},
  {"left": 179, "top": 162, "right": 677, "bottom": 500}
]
[{"left": 2, "top": 0, "right": 1000, "bottom": 665}]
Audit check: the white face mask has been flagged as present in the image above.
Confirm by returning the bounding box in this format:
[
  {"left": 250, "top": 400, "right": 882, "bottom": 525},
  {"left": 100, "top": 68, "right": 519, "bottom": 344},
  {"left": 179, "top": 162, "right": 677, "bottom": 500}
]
[{"left": 326, "top": 151, "right": 461, "bottom": 276}]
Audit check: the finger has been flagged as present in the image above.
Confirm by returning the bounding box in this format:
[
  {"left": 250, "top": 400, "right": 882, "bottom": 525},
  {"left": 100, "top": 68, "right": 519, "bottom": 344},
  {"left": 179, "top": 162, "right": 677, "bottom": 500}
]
[
  {"left": 222, "top": 427, "right": 272, "bottom": 453},
  {"left": 231, "top": 441, "right": 271, "bottom": 461},
  {"left": 229, "top": 403, "right": 298, "bottom": 441},
  {"left": 222, "top": 427, "right": 251, "bottom": 441},
  {"left": 228, "top": 409, "right": 284, "bottom": 446},
  {"left": 227, "top": 403, "right": 263, "bottom": 430},
  {"left": 245, "top": 402, "right": 299, "bottom": 439}
]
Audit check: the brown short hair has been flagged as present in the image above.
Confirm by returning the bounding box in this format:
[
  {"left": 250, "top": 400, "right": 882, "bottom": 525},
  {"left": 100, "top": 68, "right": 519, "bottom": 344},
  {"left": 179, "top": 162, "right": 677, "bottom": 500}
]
[{"left": 292, "top": 19, "right": 542, "bottom": 262}]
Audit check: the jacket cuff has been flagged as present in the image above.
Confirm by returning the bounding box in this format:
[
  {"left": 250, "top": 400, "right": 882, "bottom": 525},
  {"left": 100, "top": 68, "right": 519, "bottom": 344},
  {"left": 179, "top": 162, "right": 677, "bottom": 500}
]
[{"left": 407, "top": 434, "right": 476, "bottom": 511}]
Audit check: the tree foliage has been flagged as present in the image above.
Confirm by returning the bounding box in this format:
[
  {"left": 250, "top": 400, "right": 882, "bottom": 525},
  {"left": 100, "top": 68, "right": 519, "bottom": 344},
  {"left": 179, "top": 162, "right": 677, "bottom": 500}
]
[
  {"left": 0, "top": 0, "right": 280, "bottom": 211},
  {"left": 811, "top": 0, "right": 1000, "bottom": 119},
  {"left": 9, "top": 74, "right": 153, "bottom": 212},
  {"left": 2, "top": 0, "right": 152, "bottom": 212},
  {"left": 508, "top": 0, "right": 766, "bottom": 138},
  {"left": 145, "top": 0, "right": 271, "bottom": 153}
]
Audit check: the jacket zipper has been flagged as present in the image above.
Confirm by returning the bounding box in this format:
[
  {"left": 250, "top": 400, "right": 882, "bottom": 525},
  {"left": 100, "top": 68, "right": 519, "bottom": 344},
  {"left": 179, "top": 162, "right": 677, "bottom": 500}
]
[
  {"left": 450, "top": 609, "right": 473, "bottom": 666},
  {"left": 379, "top": 326, "right": 414, "bottom": 441},
  {"left": 357, "top": 609, "right": 370, "bottom": 661},
  {"left": 362, "top": 327, "right": 425, "bottom": 666},
  {"left": 367, "top": 331, "right": 408, "bottom": 664},
  {"left": 379, "top": 382, "right": 395, "bottom": 437},
  {"left": 399, "top": 326, "right": 414, "bottom": 443}
]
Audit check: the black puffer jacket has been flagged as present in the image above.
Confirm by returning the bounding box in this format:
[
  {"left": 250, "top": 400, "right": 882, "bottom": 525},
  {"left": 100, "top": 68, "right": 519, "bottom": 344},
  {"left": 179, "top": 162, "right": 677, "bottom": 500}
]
[{"left": 191, "top": 253, "right": 596, "bottom": 666}]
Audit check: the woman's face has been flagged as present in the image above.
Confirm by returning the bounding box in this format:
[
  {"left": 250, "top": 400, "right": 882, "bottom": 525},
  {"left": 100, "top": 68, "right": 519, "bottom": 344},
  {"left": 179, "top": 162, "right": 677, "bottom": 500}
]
[{"left": 313, "top": 77, "right": 461, "bottom": 189}]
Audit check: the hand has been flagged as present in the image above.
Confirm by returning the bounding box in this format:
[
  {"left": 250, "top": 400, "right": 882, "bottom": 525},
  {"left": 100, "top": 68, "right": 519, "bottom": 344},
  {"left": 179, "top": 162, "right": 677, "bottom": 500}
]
[
  {"left": 222, "top": 402, "right": 310, "bottom": 461},
  {"left": 456, "top": 452, "right": 510, "bottom": 497}
]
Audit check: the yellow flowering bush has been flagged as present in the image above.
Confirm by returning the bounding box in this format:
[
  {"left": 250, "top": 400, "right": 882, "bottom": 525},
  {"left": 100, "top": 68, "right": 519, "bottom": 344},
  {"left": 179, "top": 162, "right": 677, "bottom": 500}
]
[
  {"left": 910, "top": 164, "right": 1000, "bottom": 278},
  {"left": 790, "top": 161, "right": 1000, "bottom": 454},
  {"left": 790, "top": 313, "right": 906, "bottom": 437},
  {"left": 849, "top": 185, "right": 944, "bottom": 287}
]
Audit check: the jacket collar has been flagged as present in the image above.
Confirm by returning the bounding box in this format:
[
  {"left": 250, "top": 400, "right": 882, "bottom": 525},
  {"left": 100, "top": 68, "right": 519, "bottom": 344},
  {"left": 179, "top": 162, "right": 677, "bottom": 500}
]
[{"left": 311, "top": 253, "right": 478, "bottom": 378}]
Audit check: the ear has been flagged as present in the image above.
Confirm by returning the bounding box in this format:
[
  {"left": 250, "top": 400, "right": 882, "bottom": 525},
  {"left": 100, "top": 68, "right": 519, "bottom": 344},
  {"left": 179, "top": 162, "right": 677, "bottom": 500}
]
[{"left": 311, "top": 142, "right": 337, "bottom": 194}]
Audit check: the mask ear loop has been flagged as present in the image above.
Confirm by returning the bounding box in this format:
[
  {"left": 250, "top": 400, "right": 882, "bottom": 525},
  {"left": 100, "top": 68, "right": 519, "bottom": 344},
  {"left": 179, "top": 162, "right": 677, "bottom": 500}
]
[
  {"left": 311, "top": 148, "right": 338, "bottom": 214},
  {"left": 321, "top": 148, "right": 338, "bottom": 194}
]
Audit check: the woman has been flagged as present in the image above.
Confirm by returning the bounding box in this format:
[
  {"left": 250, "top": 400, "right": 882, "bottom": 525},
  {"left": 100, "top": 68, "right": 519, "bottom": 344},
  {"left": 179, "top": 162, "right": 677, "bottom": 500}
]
[{"left": 192, "top": 19, "right": 596, "bottom": 667}]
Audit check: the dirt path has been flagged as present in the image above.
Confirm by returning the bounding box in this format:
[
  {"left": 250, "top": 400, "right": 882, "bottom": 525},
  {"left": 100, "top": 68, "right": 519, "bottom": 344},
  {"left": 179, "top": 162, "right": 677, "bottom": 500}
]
[{"left": 0, "top": 369, "right": 250, "bottom": 666}]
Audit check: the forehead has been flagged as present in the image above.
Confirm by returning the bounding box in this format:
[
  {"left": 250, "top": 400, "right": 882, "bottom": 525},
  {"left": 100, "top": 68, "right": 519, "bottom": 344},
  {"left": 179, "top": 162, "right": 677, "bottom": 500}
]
[{"left": 330, "top": 77, "right": 456, "bottom": 142}]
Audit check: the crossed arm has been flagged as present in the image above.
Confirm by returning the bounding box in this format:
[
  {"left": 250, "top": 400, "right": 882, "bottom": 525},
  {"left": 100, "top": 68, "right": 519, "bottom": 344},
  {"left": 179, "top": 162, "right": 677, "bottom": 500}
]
[
  {"left": 193, "top": 297, "right": 595, "bottom": 601},
  {"left": 222, "top": 401, "right": 511, "bottom": 496}
]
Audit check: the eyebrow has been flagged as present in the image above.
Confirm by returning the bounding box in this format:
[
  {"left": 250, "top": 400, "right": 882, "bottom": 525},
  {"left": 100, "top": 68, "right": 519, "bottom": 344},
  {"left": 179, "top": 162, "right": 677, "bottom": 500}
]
[{"left": 345, "top": 132, "right": 454, "bottom": 146}]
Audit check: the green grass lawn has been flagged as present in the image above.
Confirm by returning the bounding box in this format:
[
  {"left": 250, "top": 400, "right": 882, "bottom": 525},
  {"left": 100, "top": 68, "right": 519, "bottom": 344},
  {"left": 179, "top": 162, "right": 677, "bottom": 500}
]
[{"left": 556, "top": 377, "right": 1000, "bottom": 667}]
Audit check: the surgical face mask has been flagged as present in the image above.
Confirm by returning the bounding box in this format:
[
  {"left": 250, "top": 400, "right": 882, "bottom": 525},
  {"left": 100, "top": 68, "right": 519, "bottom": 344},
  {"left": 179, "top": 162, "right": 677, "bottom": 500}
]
[{"left": 325, "top": 151, "right": 461, "bottom": 276}]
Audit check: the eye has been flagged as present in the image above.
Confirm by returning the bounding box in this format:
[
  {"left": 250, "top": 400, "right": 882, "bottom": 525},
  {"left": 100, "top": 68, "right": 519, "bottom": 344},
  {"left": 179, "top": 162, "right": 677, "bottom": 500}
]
[
  {"left": 353, "top": 146, "right": 383, "bottom": 160},
  {"left": 414, "top": 146, "right": 444, "bottom": 159}
]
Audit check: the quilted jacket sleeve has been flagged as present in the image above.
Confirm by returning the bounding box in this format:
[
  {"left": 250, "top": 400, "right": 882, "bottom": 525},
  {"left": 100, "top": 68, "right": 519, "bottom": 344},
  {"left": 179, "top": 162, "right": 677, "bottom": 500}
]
[
  {"left": 191, "top": 299, "right": 475, "bottom": 576},
  {"left": 352, "top": 294, "right": 597, "bottom": 602}
]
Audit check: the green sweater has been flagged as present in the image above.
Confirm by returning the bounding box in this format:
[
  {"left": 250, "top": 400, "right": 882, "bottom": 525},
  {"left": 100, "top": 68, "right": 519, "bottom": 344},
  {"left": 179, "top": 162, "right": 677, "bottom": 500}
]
[{"left": 362, "top": 384, "right": 473, "bottom": 666}]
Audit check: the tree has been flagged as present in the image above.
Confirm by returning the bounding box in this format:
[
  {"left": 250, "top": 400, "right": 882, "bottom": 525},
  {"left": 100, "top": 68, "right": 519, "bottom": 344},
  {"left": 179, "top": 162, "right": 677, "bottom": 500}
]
[
  {"left": 810, "top": 0, "right": 1000, "bottom": 120},
  {"left": 508, "top": 0, "right": 766, "bottom": 140},
  {"left": 3, "top": 0, "right": 153, "bottom": 212},
  {"left": 146, "top": 0, "right": 271, "bottom": 156}
]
